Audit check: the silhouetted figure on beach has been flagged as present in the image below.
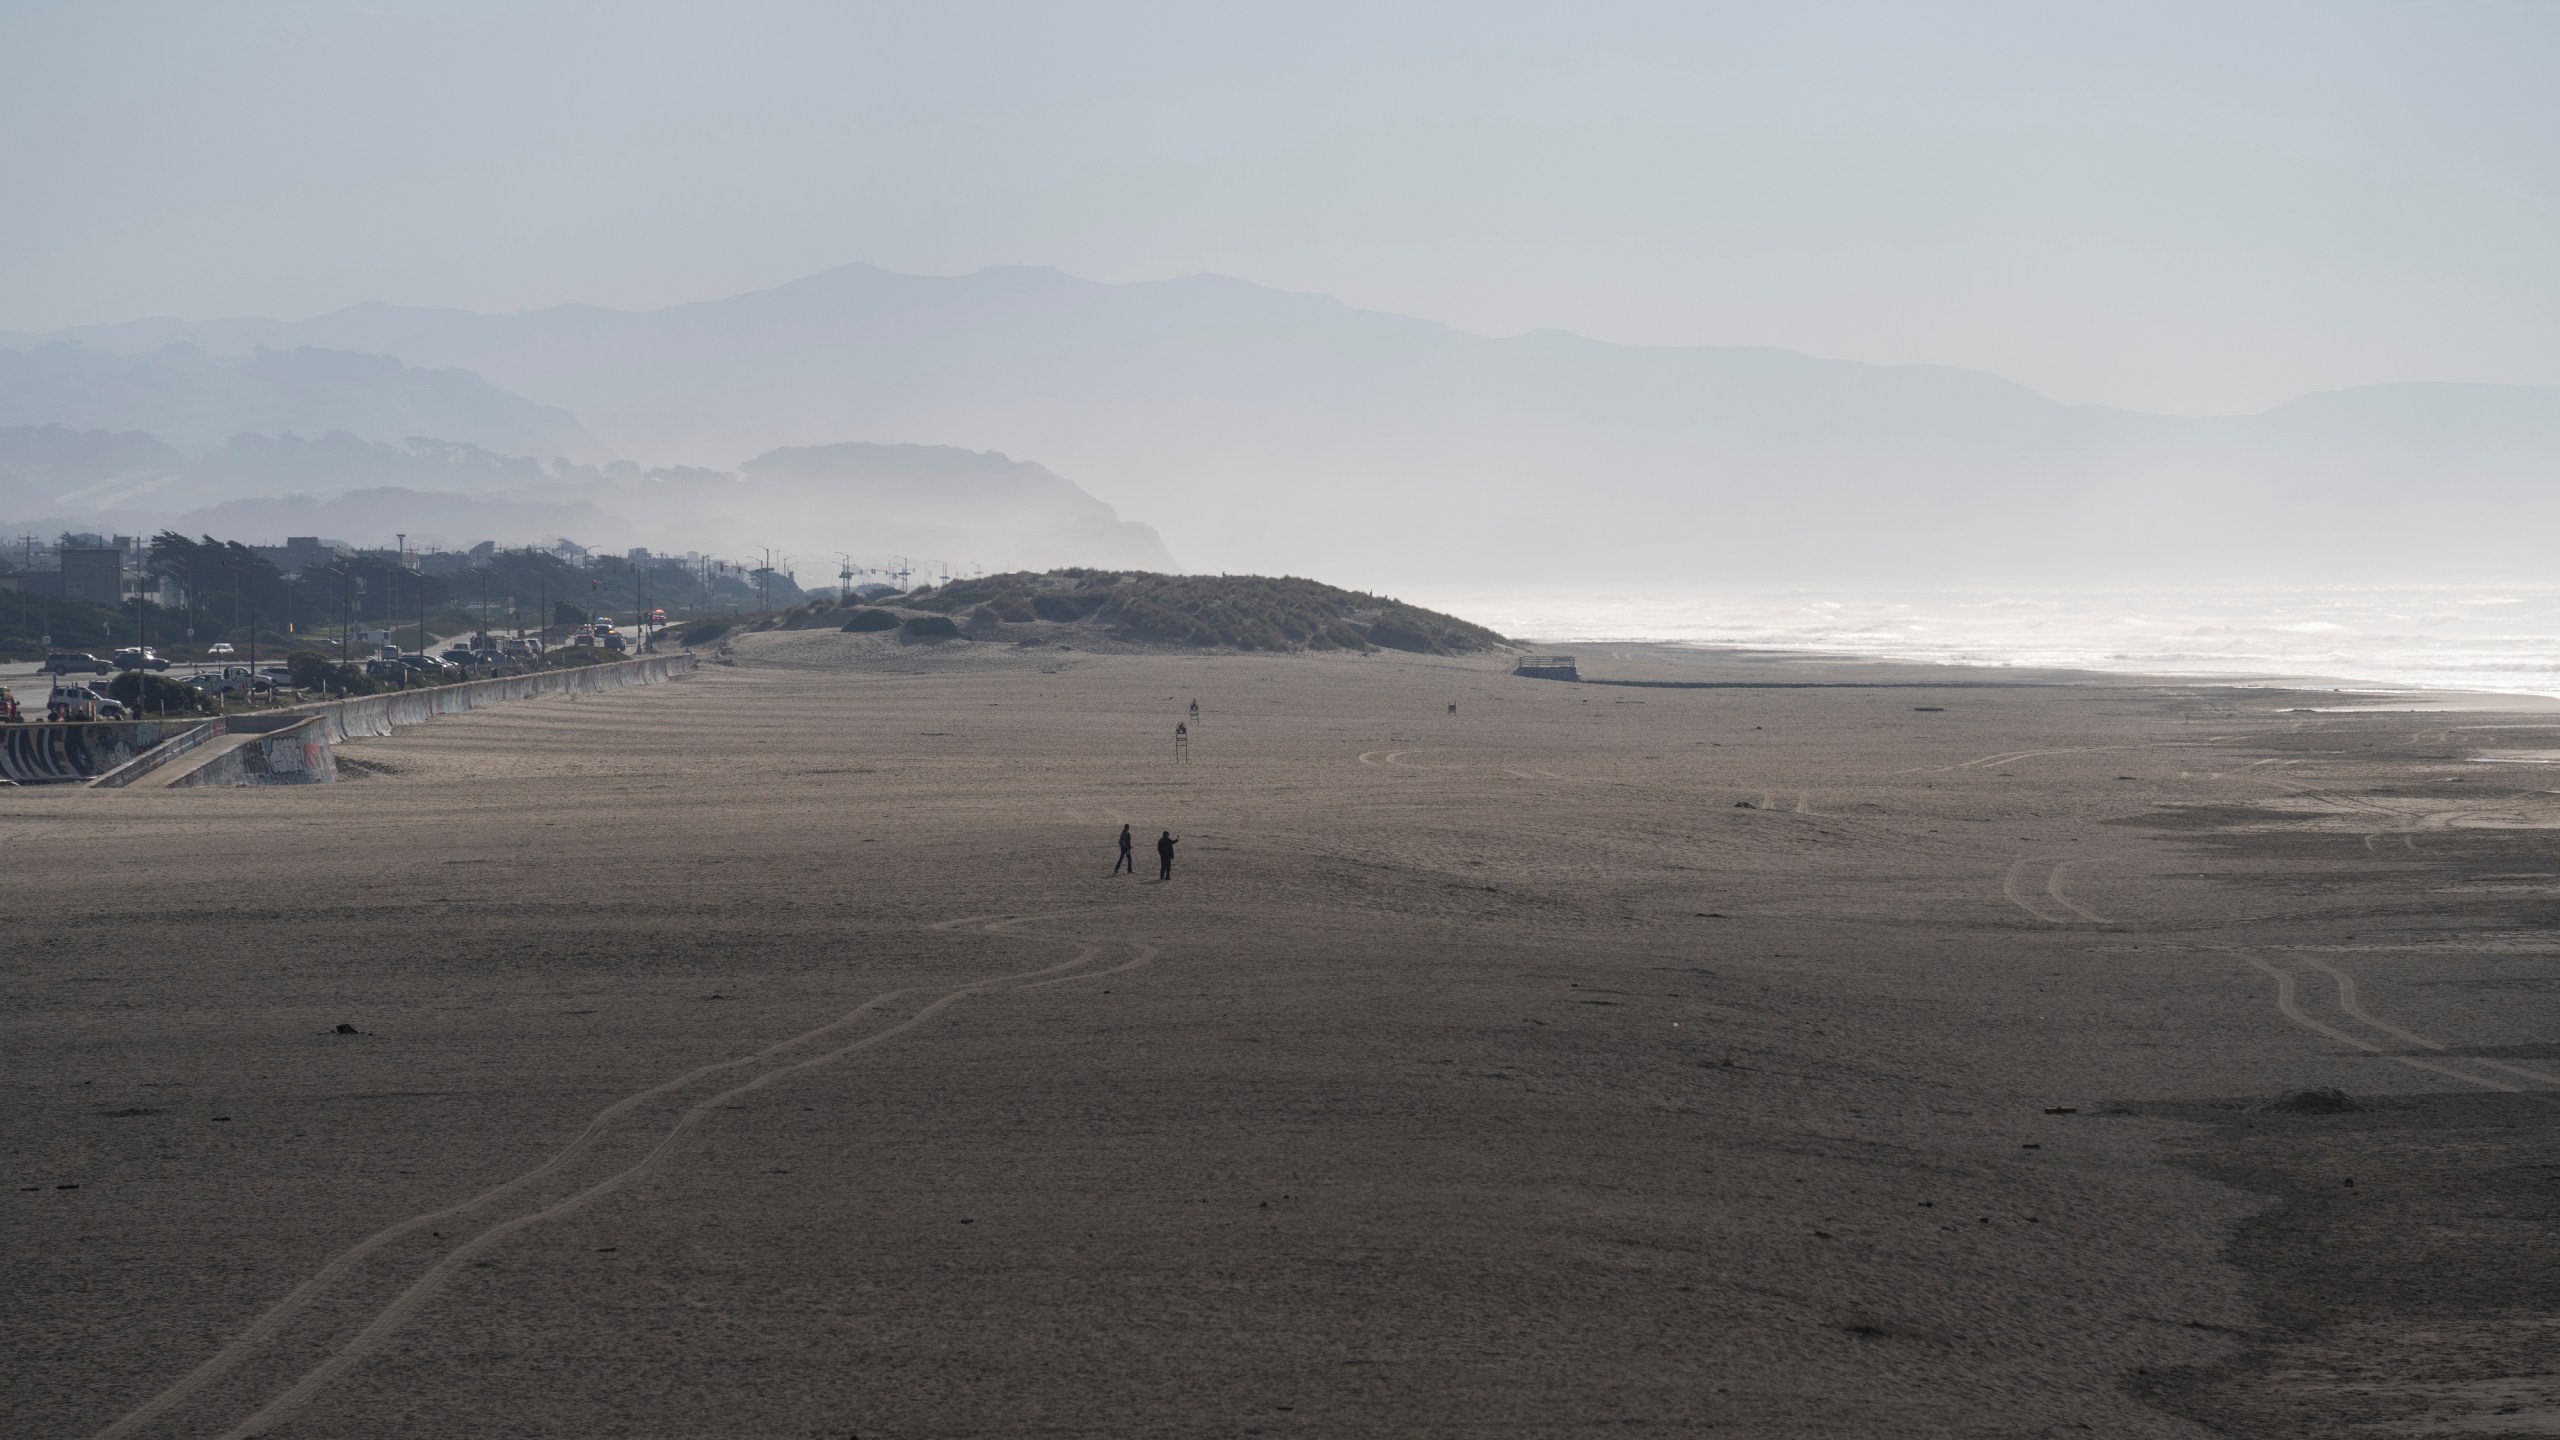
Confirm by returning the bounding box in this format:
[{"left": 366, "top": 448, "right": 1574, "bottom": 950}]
[
  {"left": 1156, "top": 831, "right": 1178, "bottom": 881},
  {"left": 1113, "top": 824, "right": 1135, "bottom": 875}
]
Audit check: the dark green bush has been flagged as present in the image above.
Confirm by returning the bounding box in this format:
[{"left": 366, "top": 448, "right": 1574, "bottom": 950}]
[
  {"left": 840, "top": 609, "right": 899, "bottom": 633},
  {"left": 287, "top": 651, "right": 377, "bottom": 695},
  {"left": 108, "top": 670, "right": 216, "bottom": 715}
]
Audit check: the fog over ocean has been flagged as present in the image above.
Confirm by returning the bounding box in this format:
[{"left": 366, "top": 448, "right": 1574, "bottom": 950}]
[{"left": 1425, "top": 585, "right": 2560, "bottom": 700}]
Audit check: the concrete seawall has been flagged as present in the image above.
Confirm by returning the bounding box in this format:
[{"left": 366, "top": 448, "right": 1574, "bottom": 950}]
[
  {"left": 292, "top": 653, "right": 698, "bottom": 743},
  {"left": 157, "top": 653, "right": 697, "bottom": 789},
  {"left": 167, "top": 715, "right": 337, "bottom": 788},
  {"left": 3, "top": 719, "right": 215, "bottom": 786},
  {"left": 5, "top": 654, "right": 697, "bottom": 788},
  {"left": 87, "top": 719, "right": 225, "bottom": 788}
]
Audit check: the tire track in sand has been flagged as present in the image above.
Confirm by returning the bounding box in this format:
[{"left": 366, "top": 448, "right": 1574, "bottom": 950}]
[
  {"left": 2003, "top": 857, "right": 2114, "bottom": 925},
  {"left": 2292, "top": 954, "right": 2560, "bottom": 1090},
  {"left": 2230, "top": 950, "right": 2556, "bottom": 1098},
  {"left": 95, "top": 914, "right": 1149, "bottom": 1440}
]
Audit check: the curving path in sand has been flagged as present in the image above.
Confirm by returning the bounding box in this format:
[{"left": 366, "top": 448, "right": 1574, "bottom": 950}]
[
  {"left": 2231, "top": 949, "right": 2560, "bottom": 1099},
  {"left": 2001, "top": 856, "right": 2116, "bottom": 926},
  {"left": 91, "top": 914, "right": 1158, "bottom": 1440}
]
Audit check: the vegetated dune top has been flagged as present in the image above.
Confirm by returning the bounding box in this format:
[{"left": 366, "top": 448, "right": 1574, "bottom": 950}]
[{"left": 887, "top": 569, "right": 1512, "bottom": 655}]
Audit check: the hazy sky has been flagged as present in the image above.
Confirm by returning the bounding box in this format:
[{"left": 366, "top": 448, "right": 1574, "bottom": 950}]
[{"left": 4, "top": 0, "right": 2555, "bottom": 414}]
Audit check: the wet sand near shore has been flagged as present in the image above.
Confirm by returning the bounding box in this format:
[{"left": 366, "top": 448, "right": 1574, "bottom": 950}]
[{"left": 5, "top": 636, "right": 2558, "bottom": 1438}]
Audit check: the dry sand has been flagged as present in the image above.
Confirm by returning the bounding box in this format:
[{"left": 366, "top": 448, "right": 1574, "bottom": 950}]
[{"left": 6, "top": 633, "right": 2559, "bottom": 1438}]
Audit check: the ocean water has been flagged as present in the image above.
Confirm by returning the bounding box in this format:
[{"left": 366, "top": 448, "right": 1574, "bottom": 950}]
[{"left": 1416, "top": 586, "right": 2560, "bottom": 699}]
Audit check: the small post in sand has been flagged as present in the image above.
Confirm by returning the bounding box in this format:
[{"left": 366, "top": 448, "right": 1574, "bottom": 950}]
[{"left": 1174, "top": 720, "right": 1189, "bottom": 763}]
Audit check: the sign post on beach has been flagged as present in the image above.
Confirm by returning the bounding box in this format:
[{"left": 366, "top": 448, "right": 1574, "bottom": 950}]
[{"left": 1174, "top": 721, "right": 1189, "bottom": 762}]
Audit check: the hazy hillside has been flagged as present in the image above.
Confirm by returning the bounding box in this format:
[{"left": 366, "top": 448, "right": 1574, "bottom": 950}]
[
  {"left": 725, "top": 443, "right": 1173, "bottom": 572},
  {"left": 0, "top": 424, "right": 1173, "bottom": 573},
  {"left": 182, "top": 486, "right": 628, "bottom": 550},
  {"left": 27, "top": 265, "right": 2560, "bottom": 582},
  {"left": 0, "top": 342, "right": 599, "bottom": 460},
  {"left": 0, "top": 428, "right": 565, "bottom": 539},
  {"left": 0, "top": 424, "right": 188, "bottom": 516}
]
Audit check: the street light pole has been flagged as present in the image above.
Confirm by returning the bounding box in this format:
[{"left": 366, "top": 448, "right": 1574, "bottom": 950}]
[{"left": 134, "top": 543, "right": 149, "bottom": 716}]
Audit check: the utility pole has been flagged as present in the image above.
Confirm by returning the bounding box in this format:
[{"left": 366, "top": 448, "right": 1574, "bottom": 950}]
[{"left": 134, "top": 540, "right": 150, "bottom": 715}]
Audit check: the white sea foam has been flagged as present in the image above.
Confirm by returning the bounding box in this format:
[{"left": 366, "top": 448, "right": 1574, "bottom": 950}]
[{"left": 1416, "top": 585, "right": 2560, "bottom": 699}]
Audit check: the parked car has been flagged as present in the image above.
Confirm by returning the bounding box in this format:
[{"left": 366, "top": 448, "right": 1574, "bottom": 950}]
[
  {"left": 440, "top": 646, "right": 477, "bottom": 665},
  {"left": 183, "top": 666, "right": 271, "bottom": 695},
  {"left": 42, "top": 652, "right": 111, "bottom": 675},
  {"left": 571, "top": 632, "right": 596, "bottom": 647},
  {"left": 207, "top": 642, "right": 236, "bottom": 656},
  {"left": 396, "top": 654, "right": 459, "bottom": 678},
  {"left": 604, "top": 632, "right": 627, "bottom": 652},
  {"left": 111, "top": 647, "right": 171, "bottom": 671},
  {"left": 46, "top": 687, "right": 99, "bottom": 720},
  {"left": 48, "top": 685, "right": 127, "bottom": 720}
]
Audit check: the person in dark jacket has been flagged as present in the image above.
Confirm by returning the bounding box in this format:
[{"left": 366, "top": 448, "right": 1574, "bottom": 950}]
[
  {"left": 1155, "top": 830, "right": 1179, "bottom": 881},
  {"left": 1113, "top": 824, "right": 1135, "bottom": 875}
]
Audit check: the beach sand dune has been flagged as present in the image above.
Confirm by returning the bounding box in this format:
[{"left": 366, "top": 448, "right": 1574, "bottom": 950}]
[{"left": 7, "top": 639, "right": 2557, "bottom": 1438}]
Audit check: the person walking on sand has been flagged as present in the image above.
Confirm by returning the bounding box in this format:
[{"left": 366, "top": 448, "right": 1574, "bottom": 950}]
[
  {"left": 1156, "top": 830, "right": 1179, "bottom": 881},
  {"left": 1113, "top": 823, "right": 1135, "bottom": 875}
]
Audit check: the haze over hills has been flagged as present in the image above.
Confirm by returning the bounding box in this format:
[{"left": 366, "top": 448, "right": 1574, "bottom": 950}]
[
  {"left": 0, "top": 423, "right": 1173, "bottom": 574},
  {"left": 0, "top": 341, "right": 599, "bottom": 460},
  {"left": 13, "top": 263, "right": 2560, "bottom": 584}
]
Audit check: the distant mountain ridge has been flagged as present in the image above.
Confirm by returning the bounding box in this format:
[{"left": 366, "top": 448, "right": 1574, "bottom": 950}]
[
  {"left": 0, "top": 424, "right": 1174, "bottom": 574},
  {"left": 15, "top": 264, "right": 2560, "bottom": 582},
  {"left": 0, "top": 341, "right": 599, "bottom": 460}
]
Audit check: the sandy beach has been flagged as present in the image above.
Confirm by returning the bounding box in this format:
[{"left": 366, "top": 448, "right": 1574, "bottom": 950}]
[{"left": 8, "top": 634, "right": 2559, "bottom": 1438}]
